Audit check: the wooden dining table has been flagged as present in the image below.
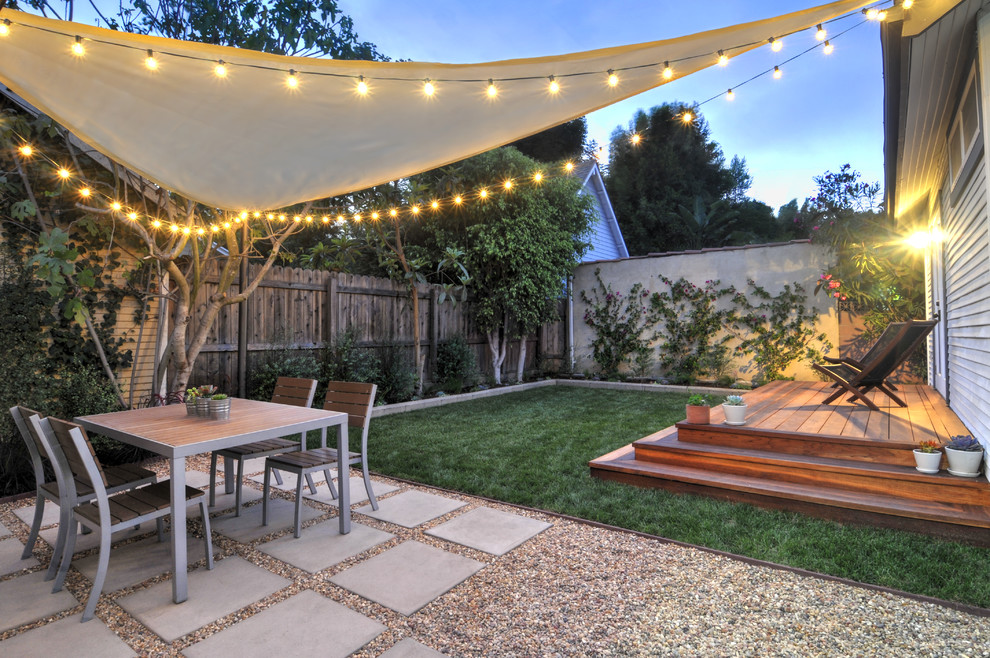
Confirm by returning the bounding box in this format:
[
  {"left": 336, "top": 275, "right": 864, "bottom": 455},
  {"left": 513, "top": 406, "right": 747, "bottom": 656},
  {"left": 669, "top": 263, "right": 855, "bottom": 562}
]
[{"left": 75, "top": 398, "right": 349, "bottom": 604}]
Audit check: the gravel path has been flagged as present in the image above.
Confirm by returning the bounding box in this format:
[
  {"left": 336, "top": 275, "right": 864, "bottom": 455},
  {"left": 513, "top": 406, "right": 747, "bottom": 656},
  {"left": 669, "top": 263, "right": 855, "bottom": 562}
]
[{"left": 1, "top": 456, "right": 987, "bottom": 657}]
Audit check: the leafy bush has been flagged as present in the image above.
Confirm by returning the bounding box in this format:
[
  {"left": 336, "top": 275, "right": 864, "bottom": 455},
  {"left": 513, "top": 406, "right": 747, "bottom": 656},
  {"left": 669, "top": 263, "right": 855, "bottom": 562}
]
[
  {"left": 435, "top": 334, "right": 479, "bottom": 393},
  {"left": 247, "top": 333, "right": 319, "bottom": 402},
  {"left": 319, "top": 329, "right": 380, "bottom": 385},
  {"left": 377, "top": 342, "right": 417, "bottom": 404}
]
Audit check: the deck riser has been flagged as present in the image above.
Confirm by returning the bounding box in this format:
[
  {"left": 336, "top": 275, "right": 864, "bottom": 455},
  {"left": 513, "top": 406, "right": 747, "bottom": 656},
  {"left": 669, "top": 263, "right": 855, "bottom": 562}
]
[
  {"left": 635, "top": 448, "right": 990, "bottom": 506},
  {"left": 674, "top": 425, "right": 916, "bottom": 467}
]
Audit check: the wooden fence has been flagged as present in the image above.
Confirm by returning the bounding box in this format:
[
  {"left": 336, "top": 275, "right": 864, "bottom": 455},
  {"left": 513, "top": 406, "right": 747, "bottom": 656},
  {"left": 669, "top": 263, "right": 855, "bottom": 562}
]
[{"left": 187, "top": 265, "right": 567, "bottom": 393}]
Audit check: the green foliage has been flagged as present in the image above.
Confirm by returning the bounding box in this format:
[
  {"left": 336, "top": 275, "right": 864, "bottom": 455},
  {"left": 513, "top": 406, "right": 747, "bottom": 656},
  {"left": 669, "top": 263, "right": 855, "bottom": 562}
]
[
  {"left": 669, "top": 197, "right": 738, "bottom": 250},
  {"left": 735, "top": 280, "right": 832, "bottom": 384},
  {"left": 579, "top": 269, "right": 661, "bottom": 378},
  {"left": 318, "top": 329, "right": 380, "bottom": 385},
  {"left": 508, "top": 118, "right": 588, "bottom": 163},
  {"left": 686, "top": 394, "right": 712, "bottom": 407},
  {"left": 435, "top": 334, "right": 480, "bottom": 393},
  {"left": 376, "top": 342, "right": 417, "bottom": 404},
  {"left": 247, "top": 332, "right": 319, "bottom": 401}
]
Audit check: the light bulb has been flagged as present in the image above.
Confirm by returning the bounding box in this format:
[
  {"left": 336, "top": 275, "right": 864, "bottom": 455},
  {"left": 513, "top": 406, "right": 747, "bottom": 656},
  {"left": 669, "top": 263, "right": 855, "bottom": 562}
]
[
  {"left": 278, "top": 214, "right": 287, "bottom": 221},
  {"left": 195, "top": 227, "right": 204, "bottom": 235},
  {"left": 267, "top": 213, "right": 275, "bottom": 220},
  {"left": 548, "top": 75, "right": 560, "bottom": 94},
  {"left": 607, "top": 70, "right": 619, "bottom": 87},
  {"left": 111, "top": 201, "right": 122, "bottom": 211},
  {"left": 152, "top": 219, "right": 162, "bottom": 228},
  {"left": 286, "top": 69, "right": 299, "bottom": 89},
  {"left": 253, "top": 212, "right": 261, "bottom": 218},
  {"left": 630, "top": 133, "right": 641, "bottom": 145},
  {"left": 865, "top": 8, "right": 879, "bottom": 19},
  {"left": 564, "top": 162, "right": 574, "bottom": 172},
  {"left": 774, "top": 66, "right": 782, "bottom": 79},
  {"left": 223, "top": 222, "right": 231, "bottom": 229},
  {"left": 815, "top": 24, "right": 826, "bottom": 41},
  {"left": 371, "top": 211, "right": 379, "bottom": 220},
  {"left": 769, "top": 37, "right": 782, "bottom": 52},
  {"left": 79, "top": 187, "right": 91, "bottom": 197},
  {"left": 127, "top": 212, "right": 138, "bottom": 220},
  {"left": 878, "top": 10, "right": 887, "bottom": 20},
  {"left": 71, "top": 36, "right": 85, "bottom": 57},
  {"left": 423, "top": 79, "right": 435, "bottom": 96},
  {"left": 534, "top": 172, "right": 544, "bottom": 182},
  {"left": 823, "top": 40, "right": 834, "bottom": 55},
  {"left": 389, "top": 208, "right": 398, "bottom": 217},
  {"left": 352, "top": 213, "right": 361, "bottom": 222},
  {"left": 726, "top": 89, "right": 735, "bottom": 101},
  {"left": 903, "top": 0, "right": 914, "bottom": 8},
  {"left": 0, "top": 19, "right": 10, "bottom": 37},
  {"left": 18, "top": 145, "right": 32, "bottom": 157},
  {"left": 211, "top": 225, "right": 220, "bottom": 232},
  {"left": 504, "top": 180, "right": 513, "bottom": 190},
  {"left": 239, "top": 211, "right": 248, "bottom": 220},
  {"left": 214, "top": 60, "right": 228, "bottom": 77},
  {"left": 487, "top": 79, "right": 497, "bottom": 98},
  {"left": 431, "top": 200, "right": 439, "bottom": 210},
  {"left": 170, "top": 224, "right": 179, "bottom": 232},
  {"left": 682, "top": 112, "right": 693, "bottom": 123},
  {"left": 182, "top": 226, "right": 191, "bottom": 235},
  {"left": 321, "top": 216, "right": 329, "bottom": 223},
  {"left": 337, "top": 214, "right": 345, "bottom": 221},
  {"left": 662, "top": 62, "right": 673, "bottom": 80},
  {"left": 718, "top": 50, "right": 728, "bottom": 66},
  {"left": 411, "top": 205, "right": 420, "bottom": 215},
  {"left": 454, "top": 196, "right": 463, "bottom": 205},
  {"left": 145, "top": 50, "right": 158, "bottom": 70},
  {"left": 293, "top": 215, "right": 301, "bottom": 223},
  {"left": 305, "top": 215, "right": 313, "bottom": 223},
  {"left": 357, "top": 75, "right": 368, "bottom": 95},
  {"left": 479, "top": 189, "right": 488, "bottom": 199},
  {"left": 57, "top": 167, "right": 71, "bottom": 179}
]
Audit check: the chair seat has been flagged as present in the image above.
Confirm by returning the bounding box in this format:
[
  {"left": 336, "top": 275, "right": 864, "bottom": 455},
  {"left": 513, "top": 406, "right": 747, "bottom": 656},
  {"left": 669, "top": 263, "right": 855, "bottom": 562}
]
[
  {"left": 216, "top": 438, "right": 300, "bottom": 458},
  {"left": 267, "top": 447, "right": 361, "bottom": 470},
  {"left": 75, "top": 482, "right": 204, "bottom": 527}
]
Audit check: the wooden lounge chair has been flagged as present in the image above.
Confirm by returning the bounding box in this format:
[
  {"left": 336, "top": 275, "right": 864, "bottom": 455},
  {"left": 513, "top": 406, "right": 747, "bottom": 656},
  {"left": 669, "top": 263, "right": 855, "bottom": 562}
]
[
  {"left": 208, "top": 377, "right": 318, "bottom": 516},
  {"left": 34, "top": 415, "right": 212, "bottom": 622},
  {"left": 9, "top": 406, "right": 157, "bottom": 582},
  {"left": 813, "top": 319, "right": 937, "bottom": 411},
  {"left": 262, "top": 381, "right": 377, "bottom": 538}
]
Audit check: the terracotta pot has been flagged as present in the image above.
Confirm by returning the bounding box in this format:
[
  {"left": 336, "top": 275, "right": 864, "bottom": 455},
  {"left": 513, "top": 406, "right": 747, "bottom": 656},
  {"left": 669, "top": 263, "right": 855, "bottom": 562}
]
[{"left": 685, "top": 405, "right": 710, "bottom": 424}]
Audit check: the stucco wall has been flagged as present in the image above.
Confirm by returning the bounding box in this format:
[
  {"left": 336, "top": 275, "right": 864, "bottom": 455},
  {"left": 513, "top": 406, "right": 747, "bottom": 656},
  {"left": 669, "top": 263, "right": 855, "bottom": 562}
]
[{"left": 570, "top": 240, "right": 839, "bottom": 382}]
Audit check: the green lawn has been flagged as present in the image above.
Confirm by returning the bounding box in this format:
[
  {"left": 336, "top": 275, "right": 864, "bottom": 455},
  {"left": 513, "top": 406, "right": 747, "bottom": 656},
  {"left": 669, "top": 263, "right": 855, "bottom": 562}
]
[{"left": 368, "top": 386, "right": 990, "bottom": 608}]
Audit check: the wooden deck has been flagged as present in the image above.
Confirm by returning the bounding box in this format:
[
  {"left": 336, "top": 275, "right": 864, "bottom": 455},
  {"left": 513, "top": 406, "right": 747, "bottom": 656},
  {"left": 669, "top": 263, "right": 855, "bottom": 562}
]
[{"left": 590, "top": 381, "right": 990, "bottom": 545}]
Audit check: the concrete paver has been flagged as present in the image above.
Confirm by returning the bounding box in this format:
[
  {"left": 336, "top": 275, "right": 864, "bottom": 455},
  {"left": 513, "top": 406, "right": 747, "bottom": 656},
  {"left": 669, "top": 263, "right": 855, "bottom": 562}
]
[
  {"left": 330, "top": 540, "right": 483, "bottom": 616},
  {"left": 356, "top": 490, "right": 466, "bottom": 529},
  {"left": 304, "top": 476, "right": 399, "bottom": 507},
  {"left": 0, "top": 537, "right": 39, "bottom": 576},
  {"left": 0, "top": 521, "right": 10, "bottom": 538},
  {"left": 378, "top": 637, "right": 447, "bottom": 657},
  {"left": 0, "top": 570, "right": 78, "bottom": 633},
  {"left": 72, "top": 533, "right": 216, "bottom": 593},
  {"left": 426, "top": 506, "right": 551, "bottom": 555},
  {"left": 0, "top": 612, "right": 135, "bottom": 657},
  {"left": 183, "top": 589, "right": 385, "bottom": 658},
  {"left": 211, "top": 498, "right": 322, "bottom": 543},
  {"left": 258, "top": 520, "right": 393, "bottom": 573}
]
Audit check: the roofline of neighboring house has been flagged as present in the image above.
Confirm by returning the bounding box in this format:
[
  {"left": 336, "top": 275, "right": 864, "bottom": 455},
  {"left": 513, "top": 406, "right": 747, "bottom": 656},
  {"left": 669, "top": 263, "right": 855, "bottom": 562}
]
[
  {"left": 575, "top": 160, "right": 630, "bottom": 259},
  {"left": 580, "top": 239, "right": 814, "bottom": 265}
]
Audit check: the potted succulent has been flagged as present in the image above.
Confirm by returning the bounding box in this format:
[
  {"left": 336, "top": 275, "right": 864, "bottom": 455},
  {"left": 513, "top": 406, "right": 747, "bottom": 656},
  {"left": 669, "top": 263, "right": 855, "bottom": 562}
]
[
  {"left": 209, "top": 393, "right": 231, "bottom": 421},
  {"left": 185, "top": 388, "right": 199, "bottom": 416},
  {"left": 944, "top": 435, "right": 984, "bottom": 477},
  {"left": 196, "top": 385, "right": 218, "bottom": 416},
  {"left": 722, "top": 395, "right": 747, "bottom": 425},
  {"left": 912, "top": 440, "right": 942, "bottom": 474},
  {"left": 685, "top": 394, "right": 712, "bottom": 425}
]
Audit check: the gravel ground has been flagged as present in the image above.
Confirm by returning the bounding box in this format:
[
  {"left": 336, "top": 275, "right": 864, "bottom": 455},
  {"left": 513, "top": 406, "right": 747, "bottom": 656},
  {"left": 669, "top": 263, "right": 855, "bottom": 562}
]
[{"left": 1, "top": 455, "right": 988, "bottom": 657}]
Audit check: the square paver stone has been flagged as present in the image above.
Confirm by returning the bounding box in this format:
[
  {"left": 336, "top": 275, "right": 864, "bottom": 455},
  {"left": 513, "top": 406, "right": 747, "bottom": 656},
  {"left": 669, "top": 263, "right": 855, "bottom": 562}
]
[
  {"left": 258, "top": 520, "right": 393, "bottom": 573},
  {"left": 304, "top": 477, "right": 399, "bottom": 507},
  {"left": 248, "top": 469, "right": 317, "bottom": 492},
  {"left": 116, "top": 556, "right": 289, "bottom": 642},
  {"left": 379, "top": 638, "right": 447, "bottom": 657},
  {"left": 209, "top": 486, "right": 263, "bottom": 513},
  {"left": 0, "top": 520, "right": 12, "bottom": 538},
  {"left": 357, "top": 490, "right": 466, "bottom": 528},
  {"left": 330, "top": 540, "right": 483, "bottom": 616},
  {"left": 15, "top": 501, "right": 61, "bottom": 529},
  {"left": 212, "top": 497, "right": 323, "bottom": 543},
  {"left": 183, "top": 470, "right": 218, "bottom": 489},
  {"left": 426, "top": 507, "right": 552, "bottom": 556},
  {"left": 0, "top": 570, "right": 78, "bottom": 633},
  {"left": 0, "top": 613, "right": 135, "bottom": 657},
  {"left": 72, "top": 533, "right": 216, "bottom": 593},
  {"left": 183, "top": 589, "right": 385, "bottom": 658},
  {"left": 0, "top": 537, "right": 39, "bottom": 576}
]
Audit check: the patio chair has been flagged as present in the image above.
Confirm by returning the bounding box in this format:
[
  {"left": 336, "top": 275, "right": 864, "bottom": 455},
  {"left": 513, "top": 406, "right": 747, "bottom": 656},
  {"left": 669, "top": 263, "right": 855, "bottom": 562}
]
[
  {"left": 262, "top": 381, "right": 377, "bottom": 538},
  {"left": 209, "top": 377, "right": 318, "bottom": 516},
  {"left": 34, "top": 415, "right": 213, "bottom": 623},
  {"left": 812, "top": 319, "right": 937, "bottom": 411},
  {"left": 9, "top": 406, "right": 157, "bottom": 581}
]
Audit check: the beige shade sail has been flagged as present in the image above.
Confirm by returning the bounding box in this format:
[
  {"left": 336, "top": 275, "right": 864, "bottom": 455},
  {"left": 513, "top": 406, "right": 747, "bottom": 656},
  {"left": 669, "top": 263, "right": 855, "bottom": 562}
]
[{"left": 0, "top": 1, "right": 870, "bottom": 211}]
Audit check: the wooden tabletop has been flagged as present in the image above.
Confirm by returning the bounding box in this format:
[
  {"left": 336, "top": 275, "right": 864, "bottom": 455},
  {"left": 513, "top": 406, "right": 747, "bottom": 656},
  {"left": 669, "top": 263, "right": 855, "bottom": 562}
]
[{"left": 76, "top": 398, "right": 347, "bottom": 458}]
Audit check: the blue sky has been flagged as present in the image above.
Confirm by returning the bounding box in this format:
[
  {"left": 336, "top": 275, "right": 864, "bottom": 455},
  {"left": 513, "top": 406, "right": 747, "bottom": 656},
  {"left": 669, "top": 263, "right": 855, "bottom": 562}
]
[{"left": 341, "top": 0, "right": 885, "bottom": 212}]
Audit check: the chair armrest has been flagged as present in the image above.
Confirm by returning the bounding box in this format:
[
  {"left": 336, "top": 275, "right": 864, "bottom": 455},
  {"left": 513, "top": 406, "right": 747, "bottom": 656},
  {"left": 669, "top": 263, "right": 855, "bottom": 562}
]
[{"left": 823, "top": 356, "right": 864, "bottom": 369}]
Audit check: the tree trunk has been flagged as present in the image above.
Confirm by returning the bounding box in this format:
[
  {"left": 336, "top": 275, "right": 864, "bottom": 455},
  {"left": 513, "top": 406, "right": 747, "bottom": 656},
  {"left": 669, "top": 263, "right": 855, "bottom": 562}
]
[{"left": 516, "top": 332, "right": 528, "bottom": 383}]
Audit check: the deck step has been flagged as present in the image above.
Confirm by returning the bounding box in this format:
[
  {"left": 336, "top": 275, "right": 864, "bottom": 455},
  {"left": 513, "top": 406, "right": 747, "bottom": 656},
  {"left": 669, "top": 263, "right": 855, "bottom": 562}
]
[
  {"left": 632, "top": 435, "right": 990, "bottom": 506},
  {"left": 590, "top": 446, "right": 990, "bottom": 532}
]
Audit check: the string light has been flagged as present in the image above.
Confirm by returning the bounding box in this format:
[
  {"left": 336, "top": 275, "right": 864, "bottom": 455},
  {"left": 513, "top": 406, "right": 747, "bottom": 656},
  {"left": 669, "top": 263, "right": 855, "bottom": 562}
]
[
  {"left": 305, "top": 215, "right": 313, "bottom": 222},
  {"left": 431, "top": 200, "right": 440, "bottom": 210},
  {"left": 322, "top": 215, "right": 330, "bottom": 223},
  {"left": 411, "top": 205, "right": 420, "bottom": 214},
  {"left": 214, "top": 60, "right": 228, "bottom": 77},
  {"left": 17, "top": 144, "right": 33, "bottom": 157},
  {"left": 211, "top": 224, "right": 220, "bottom": 232},
  {"left": 726, "top": 88, "right": 735, "bottom": 101},
  {"left": 266, "top": 213, "right": 275, "bottom": 220},
  {"left": 769, "top": 37, "right": 782, "bottom": 52},
  {"left": 110, "top": 201, "right": 122, "bottom": 211},
  {"left": 454, "top": 195, "right": 463, "bottom": 205},
  {"left": 773, "top": 66, "right": 782, "bottom": 79},
  {"left": 337, "top": 213, "right": 345, "bottom": 221},
  {"left": 548, "top": 75, "right": 560, "bottom": 94},
  {"left": 682, "top": 111, "right": 693, "bottom": 123},
  {"left": 79, "top": 187, "right": 91, "bottom": 197},
  {"left": 253, "top": 211, "right": 261, "bottom": 218},
  {"left": 662, "top": 62, "right": 673, "bottom": 80},
  {"left": 877, "top": 10, "right": 887, "bottom": 20},
  {"left": 0, "top": 19, "right": 10, "bottom": 37},
  {"left": 370, "top": 211, "right": 379, "bottom": 220},
  {"left": 286, "top": 69, "right": 299, "bottom": 89},
  {"left": 170, "top": 224, "right": 179, "bottom": 233},
  {"left": 278, "top": 214, "right": 286, "bottom": 221},
  {"left": 865, "top": 8, "right": 879, "bottom": 19},
  {"left": 293, "top": 215, "right": 301, "bottom": 222},
  {"left": 564, "top": 162, "right": 574, "bottom": 172},
  {"left": 503, "top": 179, "right": 513, "bottom": 190},
  {"left": 815, "top": 24, "right": 827, "bottom": 40},
  {"left": 127, "top": 211, "right": 138, "bottom": 220},
  {"left": 389, "top": 208, "right": 398, "bottom": 217},
  {"left": 717, "top": 50, "right": 728, "bottom": 66},
  {"left": 607, "top": 69, "right": 619, "bottom": 87},
  {"left": 351, "top": 213, "right": 360, "bottom": 221},
  {"left": 145, "top": 49, "right": 158, "bottom": 70},
  {"left": 630, "top": 133, "right": 641, "bottom": 145},
  {"left": 823, "top": 40, "right": 834, "bottom": 54},
  {"left": 423, "top": 78, "right": 435, "bottom": 96},
  {"left": 71, "top": 36, "right": 85, "bottom": 57},
  {"left": 182, "top": 226, "right": 191, "bottom": 235},
  {"left": 487, "top": 79, "right": 498, "bottom": 98},
  {"left": 902, "top": 0, "right": 914, "bottom": 8},
  {"left": 479, "top": 189, "right": 488, "bottom": 199},
  {"left": 152, "top": 219, "right": 161, "bottom": 228},
  {"left": 356, "top": 75, "right": 368, "bottom": 95},
  {"left": 57, "top": 167, "right": 71, "bottom": 179}
]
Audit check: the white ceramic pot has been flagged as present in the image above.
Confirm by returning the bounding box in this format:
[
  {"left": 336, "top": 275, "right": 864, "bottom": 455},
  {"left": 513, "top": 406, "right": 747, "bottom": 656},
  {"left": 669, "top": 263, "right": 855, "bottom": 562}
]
[
  {"left": 945, "top": 447, "right": 984, "bottom": 477},
  {"left": 722, "top": 404, "right": 747, "bottom": 425},
  {"left": 912, "top": 449, "right": 942, "bottom": 474}
]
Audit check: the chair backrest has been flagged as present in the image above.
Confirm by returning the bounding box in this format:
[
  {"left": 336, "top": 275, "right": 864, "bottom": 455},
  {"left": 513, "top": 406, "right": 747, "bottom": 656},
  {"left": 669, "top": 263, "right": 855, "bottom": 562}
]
[
  {"left": 271, "top": 377, "right": 318, "bottom": 408},
  {"left": 857, "top": 320, "right": 937, "bottom": 385},
  {"left": 323, "top": 381, "right": 377, "bottom": 437},
  {"left": 42, "top": 416, "right": 109, "bottom": 494},
  {"left": 855, "top": 322, "right": 908, "bottom": 365},
  {"left": 10, "top": 406, "right": 49, "bottom": 486}
]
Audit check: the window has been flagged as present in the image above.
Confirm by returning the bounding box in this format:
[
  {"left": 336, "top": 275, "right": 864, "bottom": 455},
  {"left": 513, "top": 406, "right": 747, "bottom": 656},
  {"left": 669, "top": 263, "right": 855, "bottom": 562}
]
[{"left": 947, "top": 64, "right": 981, "bottom": 190}]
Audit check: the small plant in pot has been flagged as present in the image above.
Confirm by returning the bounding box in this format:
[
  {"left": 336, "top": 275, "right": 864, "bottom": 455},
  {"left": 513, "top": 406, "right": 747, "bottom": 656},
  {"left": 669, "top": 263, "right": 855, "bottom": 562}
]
[
  {"left": 912, "top": 440, "right": 942, "bottom": 474},
  {"left": 185, "top": 389, "right": 199, "bottom": 416},
  {"left": 209, "top": 393, "right": 231, "bottom": 421},
  {"left": 944, "top": 435, "right": 984, "bottom": 477},
  {"left": 722, "top": 395, "right": 747, "bottom": 425},
  {"left": 196, "top": 385, "right": 218, "bottom": 416},
  {"left": 685, "top": 394, "right": 712, "bottom": 425}
]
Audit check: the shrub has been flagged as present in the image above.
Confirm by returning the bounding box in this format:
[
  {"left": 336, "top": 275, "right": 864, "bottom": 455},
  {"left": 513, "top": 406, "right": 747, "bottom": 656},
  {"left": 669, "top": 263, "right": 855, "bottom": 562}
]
[
  {"left": 248, "top": 332, "right": 319, "bottom": 402},
  {"left": 377, "top": 342, "right": 417, "bottom": 404},
  {"left": 436, "top": 334, "right": 479, "bottom": 393},
  {"left": 319, "top": 329, "right": 380, "bottom": 385}
]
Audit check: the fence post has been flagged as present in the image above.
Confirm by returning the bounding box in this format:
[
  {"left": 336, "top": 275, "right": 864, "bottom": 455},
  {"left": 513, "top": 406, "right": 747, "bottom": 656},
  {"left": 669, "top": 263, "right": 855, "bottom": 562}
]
[
  {"left": 237, "top": 234, "right": 249, "bottom": 398},
  {"left": 325, "top": 273, "right": 338, "bottom": 342},
  {"left": 429, "top": 288, "right": 439, "bottom": 382}
]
